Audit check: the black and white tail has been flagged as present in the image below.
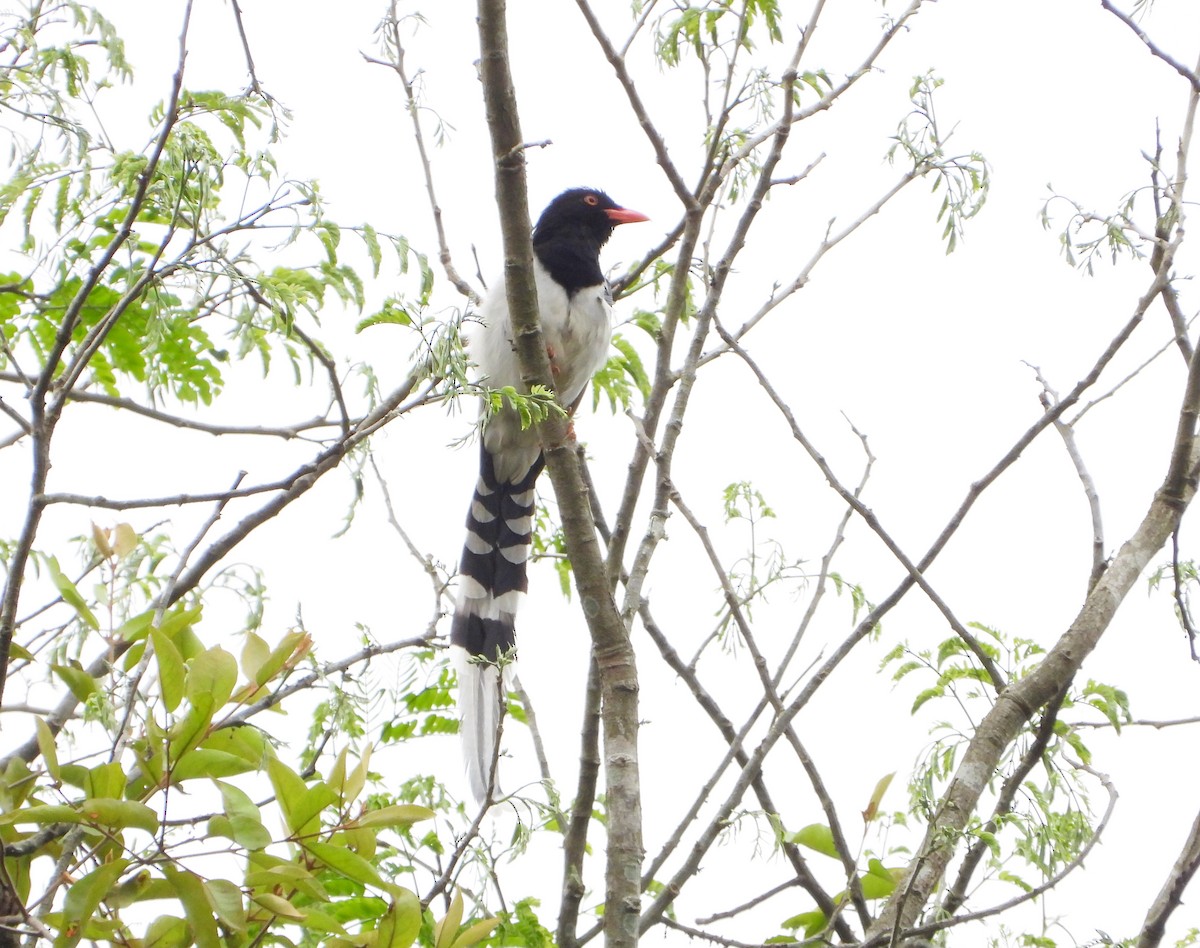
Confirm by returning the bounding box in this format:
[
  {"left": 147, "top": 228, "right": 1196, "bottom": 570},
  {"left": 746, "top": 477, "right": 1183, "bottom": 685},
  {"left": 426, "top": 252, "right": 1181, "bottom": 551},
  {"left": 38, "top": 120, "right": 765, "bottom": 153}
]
[{"left": 450, "top": 441, "right": 544, "bottom": 802}]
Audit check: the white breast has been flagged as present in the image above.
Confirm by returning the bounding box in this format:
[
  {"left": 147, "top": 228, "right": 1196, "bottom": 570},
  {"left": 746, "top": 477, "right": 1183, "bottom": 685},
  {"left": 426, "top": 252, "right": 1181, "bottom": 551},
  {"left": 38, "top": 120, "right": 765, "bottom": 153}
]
[{"left": 472, "top": 260, "right": 613, "bottom": 408}]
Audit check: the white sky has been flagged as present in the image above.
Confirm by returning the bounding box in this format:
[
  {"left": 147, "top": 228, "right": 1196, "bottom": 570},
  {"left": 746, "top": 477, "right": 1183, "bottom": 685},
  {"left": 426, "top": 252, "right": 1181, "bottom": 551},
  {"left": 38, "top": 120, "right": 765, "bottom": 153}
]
[{"left": 6, "top": 0, "right": 1200, "bottom": 944}]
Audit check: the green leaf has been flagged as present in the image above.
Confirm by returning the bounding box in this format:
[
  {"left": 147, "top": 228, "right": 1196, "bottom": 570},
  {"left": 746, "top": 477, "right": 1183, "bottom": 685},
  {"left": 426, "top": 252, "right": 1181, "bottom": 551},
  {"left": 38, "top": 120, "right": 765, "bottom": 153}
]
[
  {"left": 252, "top": 892, "right": 306, "bottom": 920},
  {"left": 51, "top": 663, "right": 97, "bottom": 703},
  {"left": 213, "top": 779, "right": 273, "bottom": 851},
  {"left": 0, "top": 804, "right": 81, "bottom": 827},
  {"left": 204, "top": 879, "right": 247, "bottom": 935},
  {"left": 163, "top": 867, "right": 219, "bottom": 948},
  {"left": 171, "top": 749, "right": 256, "bottom": 782},
  {"left": 911, "top": 685, "right": 944, "bottom": 714},
  {"left": 254, "top": 630, "right": 307, "bottom": 687},
  {"left": 297, "top": 906, "right": 349, "bottom": 935},
  {"left": 240, "top": 631, "right": 270, "bottom": 683},
  {"left": 376, "top": 890, "right": 422, "bottom": 948},
  {"left": 780, "top": 909, "right": 826, "bottom": 936},
  {"left": 362, "top": 223, "right": 382, "bottom": 277},
  {"left": 305, "top": 839, "right": 388, "bottom": 889},
  {"left": 200, "top": 724, "right": 274, "bottom": 767},
  {"left": 36, "top": 717, "right": 60, "bottom": 781},
  {"left": 85, "top": 761, "right": 125, "bottom": 798},
  {"left": 859, "top": 859, "right": 901, "bottom": 899},
  {"left": 59, "top": 859, "right": 128, "bottom": 946},
  {"left": 451, "top": 917, "right": 502, "bottom": 948},
  {"left": 355, "top": 804, "right": 436, "bottom": 829},
  {"left": 151, "top": 626, "right": 185, "bottom": 713},
  {"left": 435, "top": 889, "right": 464, "bottom": 948},
  {"left": 117, "top": 610, "right": 156, "bottom": 642},
  {"left": 45, "top": 556, "right": 99, "bottom": 629},
  {"left": 79, "top": 798, "right": 158, "bottom": 833},
  {"left": 269, "top": 758, "right": 336, "bottom": 836},
  {"left": 787, "top": 823, "right": 840, "bottom": 859},
  {"left": 186, "top": 646, "right": 238, "bottom": 710},
  {"left": 142, "top": 914, "right": 189, "bottom": 948}
]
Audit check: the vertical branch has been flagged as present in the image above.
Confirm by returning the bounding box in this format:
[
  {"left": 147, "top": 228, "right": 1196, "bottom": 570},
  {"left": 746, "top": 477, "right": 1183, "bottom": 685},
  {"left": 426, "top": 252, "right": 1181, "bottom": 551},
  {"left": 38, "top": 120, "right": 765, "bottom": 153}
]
[{"left": 474, "top": 3, "right": 643, "bottom": 946}]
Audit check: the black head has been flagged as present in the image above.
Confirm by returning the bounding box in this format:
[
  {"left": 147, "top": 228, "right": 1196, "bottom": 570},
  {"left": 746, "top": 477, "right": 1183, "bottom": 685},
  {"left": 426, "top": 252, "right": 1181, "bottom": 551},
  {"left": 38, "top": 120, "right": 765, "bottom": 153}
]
[{"left": 532, "top": 188, "right": 648, "bottom": 294}]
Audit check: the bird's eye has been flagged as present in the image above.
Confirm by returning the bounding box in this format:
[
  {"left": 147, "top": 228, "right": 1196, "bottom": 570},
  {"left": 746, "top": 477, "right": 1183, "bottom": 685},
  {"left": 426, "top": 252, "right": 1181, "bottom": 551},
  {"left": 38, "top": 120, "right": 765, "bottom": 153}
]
[{"left": 583, "top": 194, "right": 599, "bottom": 206}]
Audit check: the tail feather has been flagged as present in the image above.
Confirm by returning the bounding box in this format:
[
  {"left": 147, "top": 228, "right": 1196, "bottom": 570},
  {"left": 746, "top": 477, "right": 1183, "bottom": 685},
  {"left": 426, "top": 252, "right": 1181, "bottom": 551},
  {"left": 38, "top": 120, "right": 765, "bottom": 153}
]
[
  {"left": 451, "top": 441, "right": 544, "bottom": 801},
  {"left": 453, "top": 650, "right": 511, "bottom": 803}
]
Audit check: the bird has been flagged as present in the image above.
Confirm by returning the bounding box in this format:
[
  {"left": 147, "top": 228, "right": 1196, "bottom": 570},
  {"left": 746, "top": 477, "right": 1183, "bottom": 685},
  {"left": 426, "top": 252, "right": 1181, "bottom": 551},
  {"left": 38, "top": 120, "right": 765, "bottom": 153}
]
[{"left": 450, "top": 187, "right": 648, "bottom": 803}]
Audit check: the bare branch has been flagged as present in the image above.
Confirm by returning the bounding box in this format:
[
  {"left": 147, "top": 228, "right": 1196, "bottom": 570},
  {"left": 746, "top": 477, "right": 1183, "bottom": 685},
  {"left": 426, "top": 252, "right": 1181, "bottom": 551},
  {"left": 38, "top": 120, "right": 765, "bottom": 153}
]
[
  {"left": 1031, "top": 366, "right": 1107, "bottom": 589},
  {"left": 1137, "top": 800, "right": 1200, "bottom": 947},
  {"left": 367, "top": 5, "right": 480, "bottom": 303},
  {"left": 1100, "top": 0, "right": 1200, "bottom": 91}
]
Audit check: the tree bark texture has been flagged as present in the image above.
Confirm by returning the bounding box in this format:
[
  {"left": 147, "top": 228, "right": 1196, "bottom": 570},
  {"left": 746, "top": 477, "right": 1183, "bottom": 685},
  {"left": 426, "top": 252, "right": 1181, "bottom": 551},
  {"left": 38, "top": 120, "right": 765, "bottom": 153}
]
[{"left": 475, "top": 3, "right": 644, "bottom": 945}]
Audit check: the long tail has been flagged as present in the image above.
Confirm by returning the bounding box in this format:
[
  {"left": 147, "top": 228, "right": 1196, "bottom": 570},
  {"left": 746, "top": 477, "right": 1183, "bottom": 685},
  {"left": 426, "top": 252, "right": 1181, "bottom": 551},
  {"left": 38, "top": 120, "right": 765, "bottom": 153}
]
[{"left": 450, "top": 440, "right": 544, "bottom": 802}]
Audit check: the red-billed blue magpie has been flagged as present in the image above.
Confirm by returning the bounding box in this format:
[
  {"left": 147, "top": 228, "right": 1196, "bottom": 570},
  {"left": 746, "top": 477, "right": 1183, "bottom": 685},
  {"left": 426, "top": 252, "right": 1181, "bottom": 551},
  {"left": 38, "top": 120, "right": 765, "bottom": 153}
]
[{"left": 451, "top": 188, "right": 648, "bottom": 802}]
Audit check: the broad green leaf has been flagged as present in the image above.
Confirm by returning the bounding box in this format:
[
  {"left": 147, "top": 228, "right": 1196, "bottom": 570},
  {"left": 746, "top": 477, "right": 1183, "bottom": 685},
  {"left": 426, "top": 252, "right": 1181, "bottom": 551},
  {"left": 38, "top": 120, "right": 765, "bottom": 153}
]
[
  {"left": 171, "top": 749, "right": 256, "bottom": 782},
  {"left": 355, "top": 805, "right": 436, "bottom": 829},
  {"left": 298, "top": 906, "right": 349, "bottom": 935},
  {"left": 117, "top": 610, "right": 155, "bottom": 643},
  {"left": 859, "top": 859, "right": 902, "bottom": 900},
  {"left": 36, "top": 718, "right": 59, "bottom": 781},
  {"left": 170, "top": 702, "right": 214, "bottom": 761},
  {"left": 327, "top": 746, "right": 348, "bottom": 797},
  {"left": 780, "top": 908, "right": 825, "bottom": 937},
  {"left": 255, "top": 630, "right": 308, "bottom": 686},
  {"left": 451, "top": 917, "right": 502, "bottom": 948},
  {"left": 142, "top": 914, "right": 189, "bottom": 948},
  {"left": 268, "top": 758, "right": 306, "bottom": 832},
  {"left": 344, "top": 745, "right": 370, "bottom": 805},
  {"left": 1, "top": 757, "right": 36, "bottom": 809},
  {"left": 85, "top": 762, "right": 124, "bottom": 798},
  {"left": 204, "top": 879, "right": 247, "bottom": 935},
  {"left": 111, "top": 522, "right": 138, "bottom": 557},
  {"left": 158, "top": 605, "right": 203, "bottom": 648},
  {"left": 46, "top": 556, "right": 99, "bottom": 630},
  {"left": 151, "top": 626, "right": 185, "bottom": 713},
  {"left": 7, "top": 641, "right": 33, "bottom": 661},
  {"left": 787, "top": 823, "right": 840, "bottom": 859},
  {"left": 106, "top": 870, "right": 154, "bottom": 908},
  {"left": 245, "top": 855, "right": 329, "bottom": 903},
  {"left": 376, "top": 890, "right": 422, "bottom": 948},
  {"left": 305, "top": 840, "right": 386, "bottom": 889},
  {"left": 51, "top": 663, "right": 97, "bottom": 703},
  {"left": 79, "top": 798, "right": 158, "bottom": 834},
  {"left": 269, "top": 758, "right": 336, "bottom": 836},
  {"left": 201, "top": 723, "right": 274, "bottom": 766},
  {"left": 252, "top": 892, "right": 305, "bottom": 920},
  {"left": 0, "top": 804, "right": 81, "bottom": 826},
  {"left": 60, "top": 859, "right": 128, "bottom": 945},
  {"left": 186, "top": 646, "right": 238, "bottom": 710},
  {"left": 163, "top": 867, "right": 219, "bottom": 948},
  {"left": 213, "top": 780, "right": 272, "bottom": 851},
  {"left": 240, "top": 631, "right": 270, "bottom": 682},
  {"left": 435, "top": 890, "right": 464, "bottom": 948}
]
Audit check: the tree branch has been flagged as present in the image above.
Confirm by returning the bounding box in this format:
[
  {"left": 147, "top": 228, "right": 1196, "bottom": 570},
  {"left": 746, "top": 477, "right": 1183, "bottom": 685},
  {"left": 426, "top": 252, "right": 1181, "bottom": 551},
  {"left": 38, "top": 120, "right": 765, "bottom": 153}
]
[{"left": 475, "top": 3, "right": 644, "bottom": 945}]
